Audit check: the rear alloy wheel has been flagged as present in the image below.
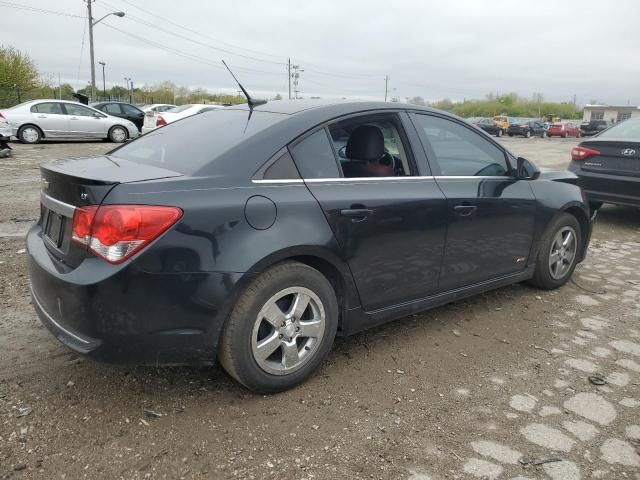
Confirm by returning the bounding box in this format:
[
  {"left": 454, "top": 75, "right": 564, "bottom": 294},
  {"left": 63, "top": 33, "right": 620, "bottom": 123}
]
[
  {"left": 108, "top": 126, "right": 128, "bottom": 143},
  {"left": 18, "top": 125, "right": 42, "bottom": 144},
  {"left": 525, "top": 130, "right": 531, "bottom": 138},
  {"left": 218, "top": 261, "right": 338, "bottom": 393},
  {"left": 529, "top": 213, "right": 581, "bottom": 290}
]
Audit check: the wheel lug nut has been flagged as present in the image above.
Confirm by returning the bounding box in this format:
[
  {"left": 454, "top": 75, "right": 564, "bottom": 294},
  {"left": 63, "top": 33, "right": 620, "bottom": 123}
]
[
  {"left": 281, "top": 322, "right": 286, "bottom": 327},
  {"left": 279, "top": 334, "right": 283, "bottom": 339},
  {"left": 295, "top": 327, "right": 300, "bottom": 332}
]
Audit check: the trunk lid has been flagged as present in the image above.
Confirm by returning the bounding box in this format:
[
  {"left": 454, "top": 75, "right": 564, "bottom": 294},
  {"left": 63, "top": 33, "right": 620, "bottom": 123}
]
[
  {"left": 579, "top": 140, "right": 640, "bottom": 177},
  {"left": 38, "top": 156, "right": 182, "bottom": 266}
]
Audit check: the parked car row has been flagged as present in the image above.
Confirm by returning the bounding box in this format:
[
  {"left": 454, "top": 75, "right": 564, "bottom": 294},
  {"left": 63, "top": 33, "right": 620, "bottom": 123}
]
[
  {"left": 0, "top": 99, "right": 228, "bottom": 144},
  {"left": 471, "top": 116, "right": 584, "bottom": 139},
  {"left": 0, "top": 100, "right": 139, "bottom": 144}
]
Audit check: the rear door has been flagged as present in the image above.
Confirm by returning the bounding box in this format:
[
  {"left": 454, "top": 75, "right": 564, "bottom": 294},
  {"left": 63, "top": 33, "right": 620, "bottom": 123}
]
[
  {"left": 289, "top": 111, "right": 448, "bottom": 312},
  {"left": 30, "top": 102, "right": 68, "bottom": 137},
  {"left": 410, "top": 112, "right": 536, "bottom": 291},
  {"left": 121, "top": 104, "right": 144, "bottom": 130},
  {"left": 63, "top": 103, "right": 106, "bottom": 137}
]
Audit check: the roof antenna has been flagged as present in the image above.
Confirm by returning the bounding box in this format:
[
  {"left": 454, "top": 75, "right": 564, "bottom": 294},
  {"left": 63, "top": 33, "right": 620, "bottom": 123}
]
[{"left": 222, "top": 60, "right": 267, "bottom": 109}]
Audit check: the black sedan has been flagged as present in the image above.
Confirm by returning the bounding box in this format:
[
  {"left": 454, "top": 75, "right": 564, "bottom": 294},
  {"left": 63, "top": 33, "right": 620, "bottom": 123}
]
[
  {"left": 508, "top": 120, "right": 547, "bottom": 138},
  {"left": 580, "top": 119, "right": 612, "bottom": 137},
  {"left": 474, "top": 118, "right": 504, "bottom": 137},
  {"left": 91, "top": 101, "right": 145, "bottom": 132},
  {"left": 569, "top": 116, "right": 640, "bottom": 210},
  {"left": 28, "top": 101, "right": 593, "bottom": 392}
]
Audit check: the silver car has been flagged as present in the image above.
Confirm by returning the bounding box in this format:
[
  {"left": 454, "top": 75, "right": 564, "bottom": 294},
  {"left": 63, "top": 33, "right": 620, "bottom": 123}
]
[{"left": 0, "top": 100, "right": 139, "bottom": 144}]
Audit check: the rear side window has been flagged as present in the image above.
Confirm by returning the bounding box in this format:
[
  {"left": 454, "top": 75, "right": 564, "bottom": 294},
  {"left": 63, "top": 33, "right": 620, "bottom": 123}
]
[
  {"left": 110, "top": 109, "right": 283, "bottom": 175},
  {"left": 31, "top": 102, "right": 63, "bottom": 114},
  {"left": 121, "top": 104, "right": 140, "bottom": 115},
  {"left": 289, "top": 129, "right": 340, "bottom": 179},
  {"left": 103, "top": 104, "right": 122, "bottom": 114}
]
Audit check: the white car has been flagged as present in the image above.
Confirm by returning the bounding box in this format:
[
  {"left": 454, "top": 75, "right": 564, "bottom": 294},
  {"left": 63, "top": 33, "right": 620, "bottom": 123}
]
[
  {"left": 0, "top": 113, "right": 11, "bottom": 139},
  {"left": 141, "top": 103, "right": 176, "bottom": 114},
  {"left": 142, "top": 104, "right": 222, "bottom": 134},
  {"left": 0, "top": 100, "right": 139, "bottom": 144}
]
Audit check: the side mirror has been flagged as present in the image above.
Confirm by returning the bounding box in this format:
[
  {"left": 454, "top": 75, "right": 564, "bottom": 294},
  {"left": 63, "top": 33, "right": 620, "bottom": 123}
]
[
  {"left": 92, "top": 112, "right": 103, "bottom": 118},
  {"left": 516, "top": 157, "right": 540, "bottom": 180}
]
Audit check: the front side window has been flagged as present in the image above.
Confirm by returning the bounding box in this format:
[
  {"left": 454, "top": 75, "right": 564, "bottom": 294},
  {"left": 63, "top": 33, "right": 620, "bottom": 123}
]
[
  {"left": 289, "top": 129, "right": 340, "bottom": 179},
  {"left": 412, "top": 114, "right": 509, "bottom": 177},
  {"left": 31, "top": 102, "right": 64, "bottom": 114},
  {"left": 122, "top": 104, "right": 141, "bottom": 115},
  {"left": 328, "top": 114, "right": 413, "bottom": 178},
  {"left": 65, "top": 104, "right": 95, "bottom": 117}
]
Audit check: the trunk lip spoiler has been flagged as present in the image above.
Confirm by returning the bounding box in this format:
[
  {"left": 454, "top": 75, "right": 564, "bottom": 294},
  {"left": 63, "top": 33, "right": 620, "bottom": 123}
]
[{"left": 41, "top": 192, "right": 76, "bottom": 218}]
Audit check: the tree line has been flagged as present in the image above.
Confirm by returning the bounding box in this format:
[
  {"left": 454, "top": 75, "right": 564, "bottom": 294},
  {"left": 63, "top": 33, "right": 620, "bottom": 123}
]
[{"left": 2, "top": 44, "right": 583, "bottom": 119}]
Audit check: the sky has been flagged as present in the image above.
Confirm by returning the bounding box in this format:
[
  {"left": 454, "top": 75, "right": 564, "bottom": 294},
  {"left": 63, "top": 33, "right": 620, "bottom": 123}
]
[{"left": 4, "top": 0, "right": 640, "bottom": 105}]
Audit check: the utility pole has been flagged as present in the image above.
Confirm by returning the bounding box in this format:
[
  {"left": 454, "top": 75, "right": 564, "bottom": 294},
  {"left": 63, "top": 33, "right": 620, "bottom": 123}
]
[
  {"left": 99, "top": 61, "right": 106, "bottom": 100},
  {"left": 288, "top": 58, "right": 291, "bottom": 100},
  {"left": 384, "top": 75, "right": 389, "bottom": 102},
  {"left": 87, "top": 0, "right": 96, "bottom": 101},
  {"left": 291, "top": 64, "right": 303, "bottom": 99},
  {"left": 86, "top": 1, "right": 125, "bottom": 101}
]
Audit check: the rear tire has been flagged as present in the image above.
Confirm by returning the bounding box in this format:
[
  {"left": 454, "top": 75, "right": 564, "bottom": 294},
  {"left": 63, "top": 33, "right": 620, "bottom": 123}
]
[
  {"left": 508, "top": 133, "right": 513, "bottom": 137},
  {"left": 108, "top": 126, "right": 128, "bottom": 143},
  {"left": 218, "top": 261, "right": 338, "bottom": 393},
  {"left": 528, "top": 213, "right": 581, "bottom": 290},
  {"left": 525, "top": 131, "right": 531, "bottom": 138},
  {"left": 496, "top": 129, "right": 503, "bottom": 137},
  {"left": 18, "top": 125, "right": 42, "bottom": 144}
]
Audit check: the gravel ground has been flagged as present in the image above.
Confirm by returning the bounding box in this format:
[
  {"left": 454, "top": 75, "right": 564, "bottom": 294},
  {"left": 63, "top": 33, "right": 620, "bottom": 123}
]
[{"left": 1, "top": 137, "right": 639, "bottom": 480}]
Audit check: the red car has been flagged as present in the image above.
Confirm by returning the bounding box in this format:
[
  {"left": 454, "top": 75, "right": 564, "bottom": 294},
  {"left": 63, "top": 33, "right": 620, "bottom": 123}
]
[{"left": 548, "top": 122, "right": 581, "bottom": 138}]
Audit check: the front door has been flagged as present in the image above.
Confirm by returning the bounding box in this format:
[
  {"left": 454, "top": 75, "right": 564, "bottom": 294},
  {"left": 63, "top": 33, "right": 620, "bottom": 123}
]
[
  {"left": 289, "top": 112, "right": 448, "bottom": 312},
  {"left": 63, "top": 103, "right": 106, "bottom": 138},
  {"left": 29, "top": 102, "right": 68, "bottom": 137},
  {"left": 410, "top": 112, "right": 537, "bottom": 291}
]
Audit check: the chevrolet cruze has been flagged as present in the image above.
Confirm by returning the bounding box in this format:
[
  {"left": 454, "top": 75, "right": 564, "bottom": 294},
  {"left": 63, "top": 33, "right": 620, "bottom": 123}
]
[{"left": 28, "top": 101, "right": 593, "bottom": 392}]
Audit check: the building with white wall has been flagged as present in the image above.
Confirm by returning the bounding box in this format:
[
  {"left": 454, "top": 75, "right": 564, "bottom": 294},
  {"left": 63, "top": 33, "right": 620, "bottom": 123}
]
[{"left": 582, "top": 105, "right": 640, "bottom": 123}]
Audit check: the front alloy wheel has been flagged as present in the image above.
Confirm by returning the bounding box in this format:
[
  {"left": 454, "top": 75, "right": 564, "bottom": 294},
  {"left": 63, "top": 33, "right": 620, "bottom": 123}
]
[
  {"left": 528, "top": 213, "right": 581, "bottom": 290},
  {"left": 548, "top": 226, "right": 577, "bottom": 280}
]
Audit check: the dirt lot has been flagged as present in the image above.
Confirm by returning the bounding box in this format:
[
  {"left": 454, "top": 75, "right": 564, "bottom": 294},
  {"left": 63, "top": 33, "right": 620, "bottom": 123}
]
[{"left": 1, "top": 137, "right": 639, "bottom": 480}]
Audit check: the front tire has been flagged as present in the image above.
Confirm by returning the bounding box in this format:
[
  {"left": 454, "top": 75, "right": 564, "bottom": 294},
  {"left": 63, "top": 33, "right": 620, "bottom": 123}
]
[
  {"left": 108, "top": 126, "right": 128, "bottom": 143},
  {"left": 528, "top": 213, "right": 581, "bottom": 290},
  {"left": 218, "top": 261, "right": 338, "bottom": 393},
  {"left": 496, "top": 129, "right": 503, "bottom": 137},
  {"left": 18, "top": 125, "right": 42, "bottom": 144},
  {"left": 525, "top": 130, "right": 531, "bottom": 138}
]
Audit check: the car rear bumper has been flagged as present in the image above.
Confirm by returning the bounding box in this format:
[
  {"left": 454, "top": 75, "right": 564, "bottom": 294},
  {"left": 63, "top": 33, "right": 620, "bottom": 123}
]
[
  {"left": 572, "top": 167, "right": 640, "bottom": 207},
  {"left": 27, "top": 224, "right": 249, "bottom": 366},
  {"left": 141, "top": 126, "right": 157, "bottom": 134}
]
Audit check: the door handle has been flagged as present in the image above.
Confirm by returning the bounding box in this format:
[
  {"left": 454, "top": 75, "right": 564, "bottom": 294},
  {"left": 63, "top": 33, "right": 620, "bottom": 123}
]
[
  {"left": 453, "top": 205, "right": 477, "bottom": 217},
  {"left": 340, "top": 208, "right": 373, "bottom": 222},
  {"left": 37, "top": 115, "right": 47, "bottom": 118},
  {"left": 70, "top": 117, "right": 79, "bottom": 120}
]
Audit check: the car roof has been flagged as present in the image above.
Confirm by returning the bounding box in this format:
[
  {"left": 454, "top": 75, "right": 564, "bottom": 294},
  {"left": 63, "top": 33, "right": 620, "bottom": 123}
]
[{"left": 225, "top": 99, "right": 443, "bottom": 116}]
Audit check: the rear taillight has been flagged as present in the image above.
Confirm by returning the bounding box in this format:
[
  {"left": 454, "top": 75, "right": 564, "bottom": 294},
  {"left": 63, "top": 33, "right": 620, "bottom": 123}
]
[
  {"left": 571, "top": 146, "right": 601, "bottom": 161},
  {"left": 156, "top": 116, "right": 167, "bottom": 127},
  {"left": 519, "top": 124, "right": 527, "bottom": 128},
  {"left": 72, "top": 205, "right": 182, "bottom": 264}
]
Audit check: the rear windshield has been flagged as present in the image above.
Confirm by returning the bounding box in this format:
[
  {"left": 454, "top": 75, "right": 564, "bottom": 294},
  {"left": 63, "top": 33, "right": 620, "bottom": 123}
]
[
  {"left": 597, "top": 117, "right": 640, "bottom": 139},
  {"left": 110, "top": 109, "right": 284, "bottom": 174}
]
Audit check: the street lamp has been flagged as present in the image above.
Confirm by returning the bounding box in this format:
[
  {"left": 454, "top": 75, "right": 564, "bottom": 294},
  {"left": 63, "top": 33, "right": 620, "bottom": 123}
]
[
  {"left": 98, "top": 61, "right": 106, "bottom": 100},
  {"left": 86, "top": 0, "right": 124, "bottom": 101}
]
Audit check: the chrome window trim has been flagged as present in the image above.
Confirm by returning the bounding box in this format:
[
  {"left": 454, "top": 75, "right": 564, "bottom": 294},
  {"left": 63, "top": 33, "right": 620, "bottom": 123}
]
[
  {"left": 40, "top": 192, "right": 76, "bottom": 218},
  {"left": 252, "top": 175, "right": 512, "bottom": 184}
]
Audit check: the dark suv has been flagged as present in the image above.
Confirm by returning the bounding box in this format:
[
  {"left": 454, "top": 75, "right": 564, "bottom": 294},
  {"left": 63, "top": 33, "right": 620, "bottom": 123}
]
[{"left": 580, "top": 120, "right": 612, "bottom": 136}]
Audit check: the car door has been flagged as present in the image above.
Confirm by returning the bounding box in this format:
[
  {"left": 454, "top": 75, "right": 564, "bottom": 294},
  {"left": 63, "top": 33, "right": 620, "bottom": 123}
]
[
  {"left": 288, "top": 111, "right": 448, "bottom": 312},
  {"left": 29, "top": 102, "right": 68, "bottom": 137},
  {"left": 410, "top": 112, "right": 536, "bottom": 291},
  {"left": 63, "top": 103, "right": 106, "bottom": 138}
]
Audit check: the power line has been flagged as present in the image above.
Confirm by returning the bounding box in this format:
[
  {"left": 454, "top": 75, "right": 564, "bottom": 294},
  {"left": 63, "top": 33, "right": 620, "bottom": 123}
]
[
  {"left": 97, "top": 1, "right": 286, "bottom": 69},
  {"left": 100, "top": 22, "right": 285, "bottom": 78},
  {"left": 0, "top": 1, "right": 84, "bottom": 18},
  {"left": 111, "top": 0, "right": 287, "bottom": 65}
]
